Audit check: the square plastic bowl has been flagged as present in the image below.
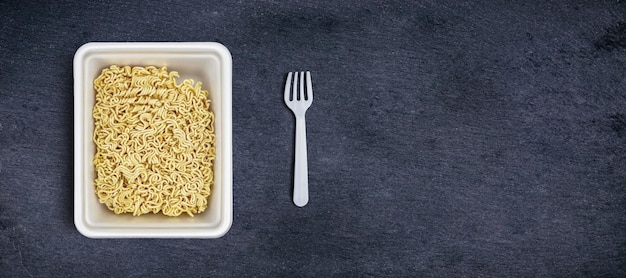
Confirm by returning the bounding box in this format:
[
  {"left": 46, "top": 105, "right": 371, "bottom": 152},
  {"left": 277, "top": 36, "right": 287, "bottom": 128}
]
[{"left": 73, "top": 42, "right": 232, "bottom": 238}]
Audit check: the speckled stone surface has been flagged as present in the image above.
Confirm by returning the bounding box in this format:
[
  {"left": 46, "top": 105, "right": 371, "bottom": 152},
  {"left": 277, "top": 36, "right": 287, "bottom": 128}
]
[{"left": 1, "top": 0, "right": 625, "bottom": 276}]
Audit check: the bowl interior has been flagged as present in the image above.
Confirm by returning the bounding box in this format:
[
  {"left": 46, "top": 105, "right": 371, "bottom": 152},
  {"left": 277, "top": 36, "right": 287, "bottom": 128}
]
[{"left": 76, "top": 44, "right": 230, "bottom": 234}]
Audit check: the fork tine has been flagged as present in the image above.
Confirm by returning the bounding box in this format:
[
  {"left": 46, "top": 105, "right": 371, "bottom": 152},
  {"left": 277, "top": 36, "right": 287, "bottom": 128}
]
[
  {"left": 293, "top": 71, "right": 299, "bottom": 100},
  {"left": 284, "top": 72, "right": 292, "bottom": 103},
  {"left": 306, "top": 71, "right": 313, "bottom": 101},
  {"left": 299, "top": 71, "right": 305, "bottom": 101}
]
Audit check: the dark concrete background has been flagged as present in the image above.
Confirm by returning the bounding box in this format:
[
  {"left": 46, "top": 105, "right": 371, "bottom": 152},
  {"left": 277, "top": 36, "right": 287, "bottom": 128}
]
[{"left": 1, "top": 0, "right": 625, "bottom": 276}]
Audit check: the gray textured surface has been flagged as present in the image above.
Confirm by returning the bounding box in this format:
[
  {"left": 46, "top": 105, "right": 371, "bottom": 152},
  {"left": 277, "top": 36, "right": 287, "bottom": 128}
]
[{"left": 1, "top": 0, "right": 626, "bottom": 276}]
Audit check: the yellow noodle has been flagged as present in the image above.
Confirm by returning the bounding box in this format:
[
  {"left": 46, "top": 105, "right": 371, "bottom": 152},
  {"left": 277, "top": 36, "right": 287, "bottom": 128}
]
[{"left": 93, "top": 65, "right": 215, "bottom": 217}]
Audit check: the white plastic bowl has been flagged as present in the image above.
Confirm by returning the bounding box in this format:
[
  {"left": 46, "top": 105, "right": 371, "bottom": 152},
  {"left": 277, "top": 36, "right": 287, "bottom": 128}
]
[{"left": 73, "top": 42, "right": 232, "bottom": 238}]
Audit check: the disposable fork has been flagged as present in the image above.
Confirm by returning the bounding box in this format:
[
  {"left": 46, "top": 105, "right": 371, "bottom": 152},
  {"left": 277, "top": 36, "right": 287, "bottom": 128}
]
[{"left": 284, "top": 71, "right": 313, "bottom": 207}]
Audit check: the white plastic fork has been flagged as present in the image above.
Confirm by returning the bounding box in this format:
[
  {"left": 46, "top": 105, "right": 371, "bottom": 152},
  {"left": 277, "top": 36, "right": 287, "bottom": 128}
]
[{"left": 284, "top": 71, "right": 313, "bottom": 207}]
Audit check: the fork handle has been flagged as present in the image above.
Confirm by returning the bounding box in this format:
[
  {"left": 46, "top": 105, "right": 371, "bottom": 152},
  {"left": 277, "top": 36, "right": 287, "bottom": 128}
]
[{"left": 293, "top": 116, "right": 309, "bottom": 207}]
